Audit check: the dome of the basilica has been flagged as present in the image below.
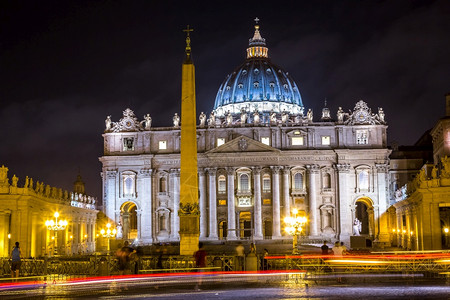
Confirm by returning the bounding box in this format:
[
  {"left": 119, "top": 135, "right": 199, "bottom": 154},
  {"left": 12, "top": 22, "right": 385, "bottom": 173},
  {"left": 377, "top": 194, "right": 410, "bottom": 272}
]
[{"left": 213, "top": 23, "right": 304, "bottom": 117}]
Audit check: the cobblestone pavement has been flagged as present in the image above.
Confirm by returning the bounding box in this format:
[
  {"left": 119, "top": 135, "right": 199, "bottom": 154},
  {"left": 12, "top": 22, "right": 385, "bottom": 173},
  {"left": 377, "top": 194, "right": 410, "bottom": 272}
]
[{"left": 0, "top": 272, "right": 449, "bottom": 299}]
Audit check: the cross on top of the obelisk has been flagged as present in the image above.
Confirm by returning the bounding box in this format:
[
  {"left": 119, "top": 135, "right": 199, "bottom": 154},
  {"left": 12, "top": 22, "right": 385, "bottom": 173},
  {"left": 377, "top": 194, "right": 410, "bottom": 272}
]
[
  {"left": 254, "top": 17, "right": 260, "bottom": 24},
  {"left": 183, "top": 25, "right": 193, "bottom": 37}
]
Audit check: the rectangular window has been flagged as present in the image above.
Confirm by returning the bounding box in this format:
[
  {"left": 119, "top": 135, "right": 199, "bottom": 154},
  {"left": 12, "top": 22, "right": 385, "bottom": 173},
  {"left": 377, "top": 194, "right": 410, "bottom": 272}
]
[
  {"left": 123, "top": 138, "right": 134, "bottom": 151},
  {"left": 218, "top": 199, "right": 227, "bottom": 206},
  {"left": 263, "top": 198, "right": 271, "bottom": 205},
  {"left": 261, "top": 137, "right": 270, "bottom": 145},
  {"left": 356, "top": 130, "right": 368, "bottom": 144},
  {"left": 159, "top": 140, "right": 167, "bottom": 150},
  {"left": 321, "top": 136, "right": 331, "bottom": 145},
  {"left": 291, "top": 137, "right": 303, "bottom": 146},
  {"left": 217, "top": 138, "right": 225, "bottom": 147}
]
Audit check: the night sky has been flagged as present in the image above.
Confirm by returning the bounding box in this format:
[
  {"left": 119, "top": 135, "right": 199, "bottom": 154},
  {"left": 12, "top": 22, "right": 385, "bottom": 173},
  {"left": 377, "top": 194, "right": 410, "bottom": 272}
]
[{"left": 1, "top": 1, "right": 449, "bottom": 201}]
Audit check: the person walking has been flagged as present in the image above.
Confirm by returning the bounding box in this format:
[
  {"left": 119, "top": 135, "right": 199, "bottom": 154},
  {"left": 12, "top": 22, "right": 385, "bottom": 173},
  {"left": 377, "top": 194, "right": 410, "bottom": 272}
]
[
  {"left": 116, "top": 241, "right": 135, "bottom": 275},
  {"left": 235, "top": 242, "right": 245, "bottom": 271},
  {"left": 321, "top": 241, "right": 329, "bottom": 255},
  {"left": 10, "top": 242, "right": 22, "bottom": 279},
  {"left": 194, "top": 242, "right": 207, "bottom": 291}
]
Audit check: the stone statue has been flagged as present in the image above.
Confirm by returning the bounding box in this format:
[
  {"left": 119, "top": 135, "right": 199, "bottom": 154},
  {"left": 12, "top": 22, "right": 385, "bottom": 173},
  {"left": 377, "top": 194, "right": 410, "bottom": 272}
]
[
  {"left": 24, "top": 176, "right": 29, "bottom": 188},
  {"left": 353, "top": 218, "right": 362, "bottom": 236},
  {"left": 0, "top": 165, "right": 8, "bottom": 184},
  {"left": 441, "top": 156, "right": 450, "bottom": 178},
  {"left": 208, "top": 111, "right": 215, "bottom": 127},
  {"left": 270, "top": 110, "right": 277, "bottom": 125},
  {"left": 432, "top": 166, "right": 438, "bottom": 179},
  {"left": 337, "top": 107, "right": 344, "bottom": 123},
  {"left": 29, "top": 178, "right": 33, "bottom": 190},
  {"left": 253, "top": 110, "right": 260, "bottom": 125},
  {"left": 143, "top": 114, "right": 152, "bottom": 130},
  {"left": 12, "top": 175, "right": 18, "bottom": 187},
  {"left": 281, "top": 110, "right": 289, "bottom": 125},
  {"left": 64, "top": 190, "right": 68, "bottom": 200},
  {"left": 45, "top": 184, "right": 51, "bottom": 197},
  {"left": 240, "top": 108, "right": 247, "bottom": 126},
  {"left": 105, "top": 116, "right": 112, "bottom": 131},
  {"left": 173, "top": 113, "right": 180, "bottom": 127},
  {"left": 294, "top": 114, "right": 301, "bottom": 124},
  {"left": 116, "top": 222, "right": 123, "bottom": 239},
  {"left": 418, "top": 168, "right": 426, "bottom": 183},
  {"left": 199, "top": 111, "right": 206, "bottom": 127},
  {"left": 226, "top": 111, "right": 233, "bottom": 126},
  {"left": 307, "top": 109, "right": 313, "bottom": 122},
  {"left": 378, "top": 107, "right": 385, "bottom": 123}
]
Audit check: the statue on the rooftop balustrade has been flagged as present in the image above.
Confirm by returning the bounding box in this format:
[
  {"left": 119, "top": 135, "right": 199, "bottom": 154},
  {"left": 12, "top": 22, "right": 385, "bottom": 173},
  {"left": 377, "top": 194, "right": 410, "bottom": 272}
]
[
  {"left": 226, "top": 111, "right": 233, "bottom": 126},
  {"left": 240, "top": 108, "right": 247, "bottom": 126},
  {"left": 270, "top": 110, "right": 276, "bottom": 125},
  {"left": 208, "top": 111, "right": 215, "bottom": 127},
  {"left": 12, "top": 175, "right": 18, "bottom": 187},
  {"left": 281, "top": 110, "right": 289, "bottom": 125},
  {"left": 337, "top": 107, "right": 344, "bottom": 123},
  {"left": 307, "top": 109, "right": 313, "bottom": 122},
  {"left": 143, "top": 114, "right": 152, "bottom": 130},
  {"left": 378, "top": 107, "right": 385, "bottom": 123},
  {"left": 199, "top": 112, "right": 206, "bottom": 127},
  {"left": 173, "top": 113, "right": 180, "bottom": 128},
  {"left": 105, "top": 116, "right": 112, "bottom": 131},
  {"left": 253, "top": 110, "right": 260, "bottom": 125},
  {"left": 0, "top": 165, "right": 8, "bottom": 184}
]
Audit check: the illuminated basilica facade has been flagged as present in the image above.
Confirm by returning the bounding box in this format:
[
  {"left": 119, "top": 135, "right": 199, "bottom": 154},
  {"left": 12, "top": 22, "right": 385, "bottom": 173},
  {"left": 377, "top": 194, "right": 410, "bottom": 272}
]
[{"left": 100, "top": 24, "right": 393, "bottom": 246}]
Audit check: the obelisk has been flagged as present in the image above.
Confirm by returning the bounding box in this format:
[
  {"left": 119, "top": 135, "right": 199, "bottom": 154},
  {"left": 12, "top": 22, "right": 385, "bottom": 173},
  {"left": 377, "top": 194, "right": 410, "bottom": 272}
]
[{"left": 178, "top": 25, "right": 200, "bottom": 255}]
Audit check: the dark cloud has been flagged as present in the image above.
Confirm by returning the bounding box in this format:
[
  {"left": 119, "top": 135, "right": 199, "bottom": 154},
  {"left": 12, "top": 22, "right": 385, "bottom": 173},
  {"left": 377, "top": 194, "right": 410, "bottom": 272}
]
[{"left": 1, "top": 0, "right": 449, "bottom": 200}]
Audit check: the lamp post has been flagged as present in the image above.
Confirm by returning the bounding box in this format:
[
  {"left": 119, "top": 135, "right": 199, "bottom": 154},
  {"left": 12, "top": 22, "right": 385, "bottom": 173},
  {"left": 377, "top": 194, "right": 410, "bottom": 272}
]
[
  {"left": 444, "top": 227, "right": 449, "bottom": 249},
  {"left": 45, "top": 212, "right": 68, "bottom": 255},
  {"left": 100, "top": 223, "right": 116, "bottom": 255},
  {"left": 284, "top": 208, "right": 307, "bottom": 254}
]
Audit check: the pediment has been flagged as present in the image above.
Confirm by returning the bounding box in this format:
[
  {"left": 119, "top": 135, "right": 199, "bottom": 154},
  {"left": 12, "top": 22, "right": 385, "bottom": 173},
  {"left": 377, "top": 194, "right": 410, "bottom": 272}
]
[{"left": 206, "top": 135, "right": 280, "bottom": 154}]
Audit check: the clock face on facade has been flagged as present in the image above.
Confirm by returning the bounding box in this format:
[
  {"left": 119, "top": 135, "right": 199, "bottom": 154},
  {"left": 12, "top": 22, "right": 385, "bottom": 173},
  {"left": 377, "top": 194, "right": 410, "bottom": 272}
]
[
  {"left": 355, "top": 111, "right": 368, "bottom": 122},
  {"left": 124, "top": 119, "right": 134, "bottom": 129}
]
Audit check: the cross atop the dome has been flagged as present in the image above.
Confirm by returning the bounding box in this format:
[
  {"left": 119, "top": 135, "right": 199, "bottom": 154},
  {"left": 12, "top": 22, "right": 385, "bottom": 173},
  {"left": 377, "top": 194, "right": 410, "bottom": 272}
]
[
  {"left": 183, "top": 25, "right": 194, "bottom": 60},
  {"left": 254, "top": 17, "right": 260, "bottom": 24}
]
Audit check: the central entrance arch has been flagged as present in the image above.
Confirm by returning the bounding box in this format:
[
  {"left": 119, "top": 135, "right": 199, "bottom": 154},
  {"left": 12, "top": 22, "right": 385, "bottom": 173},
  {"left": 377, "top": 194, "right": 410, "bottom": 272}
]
[
  {"left": 121, "top": 201, "right": 138, "bottom": 240},
  {"left": 354, "top": 197, "right": 374, "bottom": 237}
]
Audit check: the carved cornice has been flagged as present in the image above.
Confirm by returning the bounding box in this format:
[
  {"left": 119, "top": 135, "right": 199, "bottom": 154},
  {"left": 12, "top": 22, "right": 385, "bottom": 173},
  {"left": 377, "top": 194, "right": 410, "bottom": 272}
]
[
  {"left": 334, "top": 163, "right": 351, "bottom": 173},
  {"left": 252, "top": 166, "right": 262, "bottom": 175},
  {"left": 226, "top": 167, "right": 235, "bottom": 176},
  {"left": 106, "top": 170, "right": 117, "bottom": 178},
  {"left": 270, "top": 166, "right": 282, "bottom": 174},
  {"left": 206, "top": 168, "right": 217, "bottom": 176},
  {"left": 178, "top": 202, "right": 200, "bottom": 216},
  {"left": 375, "top": 164, "right": 389, "bottom": 173},
  {"left": 139, "top": 168, "right": 153, "bottom": 177},
  {"left": 306, "top": 164, "right": 320, "bottom": 173}
]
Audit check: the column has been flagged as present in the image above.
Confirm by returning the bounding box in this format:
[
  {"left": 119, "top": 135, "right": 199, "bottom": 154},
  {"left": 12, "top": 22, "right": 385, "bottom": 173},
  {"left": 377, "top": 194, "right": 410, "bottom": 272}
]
[
  {"left": 105, "top": 170, "right": 117, "bottom": 220},
  {"left": 208, "top": 168, "right": 218, "bottom": 239},
  {"left": 271, "top": 166, "right": 281, "bottom": 238},
  {"left": 252, "top": 167, "right": 263, "bottom": 239},
  {"left": 226, "top": 167, "right": 237, "bottom": 240},
  {"left": 170, "top": 169, "right": 180, "bottom": 240},
  {"left": 335, "top": 163, "right": 351, "bottom": 240},
  {"left": 282, "top": 167, "right": 290, "bottom": 219},
  {"left": 376, "top": 164, "right": 390, "bottom": 244},
  {"left": 139, "top": 168, "right": 153, "bottom": 243},
  {"left": 306, "top": 164, "right": 319, "bottom": 236},
  {"left": 199, "top": 169, "right": 207, "bottom": 239}
]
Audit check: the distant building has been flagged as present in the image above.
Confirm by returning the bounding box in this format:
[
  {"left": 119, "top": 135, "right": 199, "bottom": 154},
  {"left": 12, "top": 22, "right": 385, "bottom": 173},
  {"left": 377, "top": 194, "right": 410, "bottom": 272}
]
[
  {"left": 391, "top": 94, "right": 450, "bottom": 250},
  {"left": 0, "top": 167, "right": 98, "bottom": 257},
  {"left": 100, "top": 23, "right": 393, "bottom": 247}
]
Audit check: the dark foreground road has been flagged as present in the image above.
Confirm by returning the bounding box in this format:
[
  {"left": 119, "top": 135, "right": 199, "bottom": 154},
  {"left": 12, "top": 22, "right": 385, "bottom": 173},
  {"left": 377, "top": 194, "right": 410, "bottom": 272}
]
[{"left": 1, "top": 272, "right": 449, "bottom": 299}]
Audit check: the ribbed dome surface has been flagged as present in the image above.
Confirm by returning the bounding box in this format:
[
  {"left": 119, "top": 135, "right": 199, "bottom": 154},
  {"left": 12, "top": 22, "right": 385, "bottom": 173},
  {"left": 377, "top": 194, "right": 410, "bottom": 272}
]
[{"left": 213, "top": 24, "right": 304, "bottom": 117}]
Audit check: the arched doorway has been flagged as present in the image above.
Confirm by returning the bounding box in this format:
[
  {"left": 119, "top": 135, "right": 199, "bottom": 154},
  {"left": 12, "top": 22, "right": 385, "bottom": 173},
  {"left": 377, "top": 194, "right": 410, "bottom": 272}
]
[
  {"left": 355, "top": 197, "right": 374, "bottom": 236},
  {"left": 121, "top": 202, "right": 138, "bottom": 240},
  {"left": 239, "top": 211, "right": 252, "bottom": 239},
  {"left": 219, "top": 221, "right": 227, "bottom": 240}
]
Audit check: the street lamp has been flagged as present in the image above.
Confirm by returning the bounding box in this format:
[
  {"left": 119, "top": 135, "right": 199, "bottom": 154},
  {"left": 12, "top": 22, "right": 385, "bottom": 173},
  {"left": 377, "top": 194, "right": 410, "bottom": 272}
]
[
  {"left": 284, "top": 208, "right": 307, "bottom": 254},
  {"left": 45, "top": 212, "right": 68, "bottom": 255},
  {"left": 100, "top": 223, "right": 116, "bottom": 255}
]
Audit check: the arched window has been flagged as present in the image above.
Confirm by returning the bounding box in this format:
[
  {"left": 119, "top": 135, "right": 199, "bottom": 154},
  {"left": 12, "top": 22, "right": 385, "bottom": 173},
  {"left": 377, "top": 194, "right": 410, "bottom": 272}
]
[
  {"left": 240, "top": 174, "right": 249, "bottom": 192},
  {"left": 122, "top": 172, "right": 136, "bottom": 197},
  {"left": 262, "top": 174, "right": 271, "bottom": 192},
  {"left": 218, "top": 175, "right": 226, "bottom": 193},
  {"left": 159, "top": 177, "right": 167, "bottom": 193},
  {"left": 294, "top": 173, "right": 303, "bottom": 190},
  {"left": 323, "top": 173, "right": 331, "bottom": 189},
  {"left": 359, "top": 170, "right": 369, "bottom": 190}
]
